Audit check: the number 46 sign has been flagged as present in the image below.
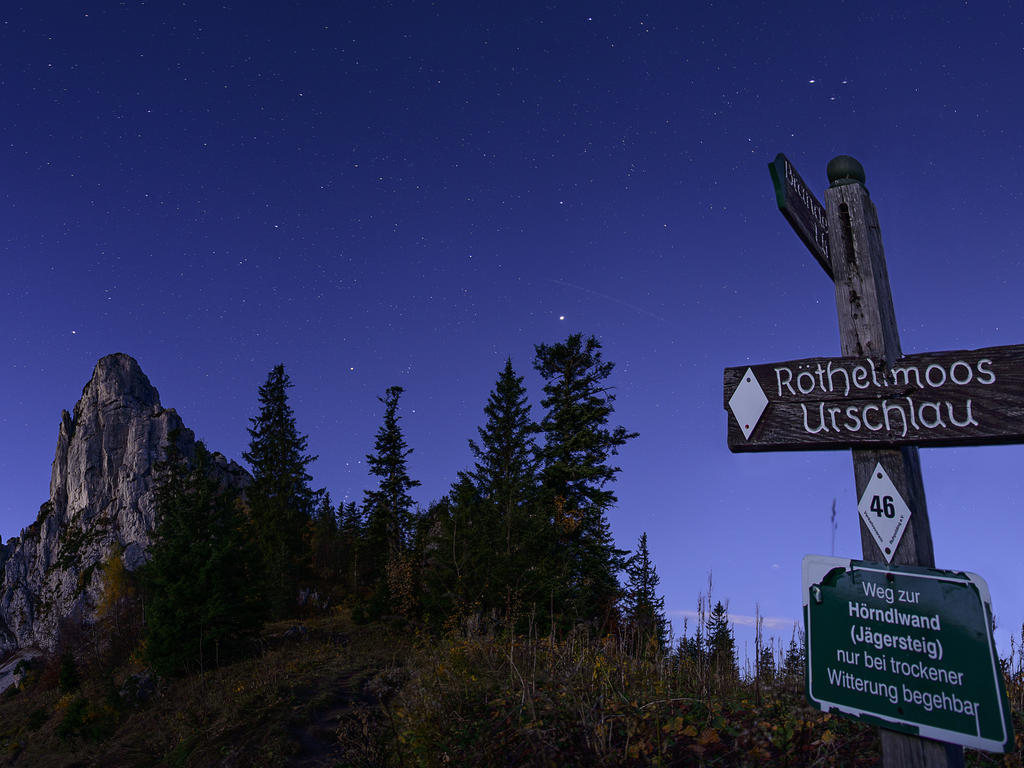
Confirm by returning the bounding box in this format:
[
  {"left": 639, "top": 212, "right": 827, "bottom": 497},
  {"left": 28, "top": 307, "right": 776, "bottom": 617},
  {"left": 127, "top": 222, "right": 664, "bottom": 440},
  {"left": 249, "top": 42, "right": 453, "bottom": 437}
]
[{"left": 857, "top": 463, "right": 911, "bottom": 562}]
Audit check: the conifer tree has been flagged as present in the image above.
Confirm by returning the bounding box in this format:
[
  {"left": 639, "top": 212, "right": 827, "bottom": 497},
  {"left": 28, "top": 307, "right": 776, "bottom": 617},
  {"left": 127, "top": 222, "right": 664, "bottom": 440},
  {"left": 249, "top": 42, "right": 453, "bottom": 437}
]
[
  {"left": 243, "top": 364, "right": 317, "bottom": 618},
  {"left": 782, "top": 625, "right": 806, "bottom": 690},
  {"left": 423, "top": 479, "right": 484, "bottom": 617},
  {"left": 676, "top": 622, "right": 703, "bottom": 664},
  {"left": 432, "top": 360, "right": 541, "bottom": 619},
  {"left": 756, "top": 642, "right": 776, "bottom": 686},
  {"left": 623, "top": 532, "right": 668, "bottom": 652},
  {"left": 534, "top": 333, "right": 637, "bottom": 627},
  {"left": 310, "top": 490, "right": 342, "bottom": 604},
  {"left": 414, "top": 495, "right": 461, "bottom": 624},
  {"left": 363, "top": 386, "right": 421, "bottom": 613},
  {"left": 142, "top": 441, "right": 265, "bottom": 675},
  {"left": 463, "top": 359, "right": 538, "bottom": 551},
  {"left": 338, "top": 500, "right": 364, "bottom": 596},
  {"left": 705, "top": 600, "right": 737, "bottom": 679}
]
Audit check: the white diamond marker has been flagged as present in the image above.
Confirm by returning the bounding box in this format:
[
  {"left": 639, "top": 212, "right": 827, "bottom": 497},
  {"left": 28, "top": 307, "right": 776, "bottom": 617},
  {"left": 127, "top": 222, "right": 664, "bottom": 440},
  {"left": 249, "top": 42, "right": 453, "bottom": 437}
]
[
  {"left": 728, "top": 368, "right": 768, "bottom": 440},
  {"left": 857, "top": 463, "right": 911, "bottom": 563}
]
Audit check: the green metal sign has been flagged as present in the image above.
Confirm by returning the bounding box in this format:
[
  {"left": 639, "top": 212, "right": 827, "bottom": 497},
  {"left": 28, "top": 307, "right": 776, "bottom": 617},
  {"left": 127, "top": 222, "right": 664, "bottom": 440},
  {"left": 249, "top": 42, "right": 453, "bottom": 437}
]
[{"left": 803, "top": 555, "right": 1013, "bottom": 752}]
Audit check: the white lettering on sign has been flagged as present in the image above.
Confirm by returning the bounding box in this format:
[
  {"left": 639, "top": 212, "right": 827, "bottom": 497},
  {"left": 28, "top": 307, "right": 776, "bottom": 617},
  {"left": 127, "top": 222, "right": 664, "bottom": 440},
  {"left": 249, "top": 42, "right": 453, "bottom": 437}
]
[
  {"left": 769, "top": 357, "right": 994, "bottom": 439},
  {"left": 774, "top": 358, "right": 995, "bottom": 398},
  {"left": 799, "top": 397, "right": 978, "bottom": 437},
  {"left": 848, "top": 602, "right": 942, "bottom": 631},
  {"left": 802, "top": 555, "right": 1010, "bottom": 752},
  {"left": 849, "top": 625, "right": 942, "bottom": 660},
  {"left": 783, "top": 158, "right": 829, "bottom": 259}
]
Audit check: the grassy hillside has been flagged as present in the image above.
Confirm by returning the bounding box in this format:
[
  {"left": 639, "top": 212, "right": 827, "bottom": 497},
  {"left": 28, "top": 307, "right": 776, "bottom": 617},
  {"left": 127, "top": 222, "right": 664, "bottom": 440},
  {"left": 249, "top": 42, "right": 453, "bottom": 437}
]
[
  {"left": 1, "top": 610, "right": 1022, "bottom": 766},
  {"left": 0, "top": 612, "right": 408, "bottom": 767}
]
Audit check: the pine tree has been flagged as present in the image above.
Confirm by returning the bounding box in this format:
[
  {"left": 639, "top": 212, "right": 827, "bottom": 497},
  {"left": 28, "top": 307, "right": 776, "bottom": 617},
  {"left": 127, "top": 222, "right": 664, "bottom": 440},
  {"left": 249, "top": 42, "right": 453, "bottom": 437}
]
[
  {"left": 363, "top": 386, "right": 421, "bottom": 614},
  {"left": 142, "top": 441, "right": 265, "bottom": 675},
  {"left": 463, "top": 359, "right": 538, "bottom": 554},
  {"left": 782, "top": 625, "right": 806, "bottom": 691},
  {"left": 432, "top": 360, "right": 541, "bottom": 620},
  {"left": 414, "top": 495, "right": 461, "bottom": 625},
  {"left": 705, "top": 600, "right": 737, "bottom": 680},
  {"left": 310, "top": 489, "right": 342, "bottom": 604},
  {"left": 623, "top": 532, "right": 668, "bottom": 652},
  {"left": 338, "top": 500, "right": 364, "bottom": 597},
  {"left": 676, "top": 626, "right": 703, "bottom": 664},
  {"left": 423, "top": 478, "right": 486, "bottom": 617},
  {"left": 534, "top": 333, "right": 637, "bottom": 627},
  {"left": 756, "top": 641, "right": 776, "bottom": 686},
  {"left": 243, "top": 364, "right": 317, "bottom": 618}
]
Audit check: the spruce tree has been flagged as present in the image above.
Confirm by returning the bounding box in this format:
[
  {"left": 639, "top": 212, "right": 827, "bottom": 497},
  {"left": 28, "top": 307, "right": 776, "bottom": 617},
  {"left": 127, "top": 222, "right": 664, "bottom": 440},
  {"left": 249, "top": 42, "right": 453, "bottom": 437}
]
[
  {"left": 782, "top": 625, "right": 806, "bottom": 691},
  {"left": 414, "top": 495, "right": 461, "bottom": 624},
  {"left": 363, "top": 386, "right": 421, "bottom": 614},
  {"left": 310, "top": 489, "right": 342, "bottom": 604},
  {"left": 142, "top": 441, "right": 265, "bottom": 675},
  {"left": 534, "top": 333, "right": 637, "bottom": 627},
  {"left": 756, "top": 642, "right": 776, "bottom": 686},
  {"left": 338, "top": 500, "right": 364, "bottom": 597},
  {"left": 433, "top": 360, "right": 540, "bottom": 619},
  {"left": 623, "top": 532, "right": 668, "bottom": 652},
  {"left": 705, "top": 600, "right": 737, "bottom": 679},
  {"left": 243, "top": 364, "right": 317, "bottom": 618},
  {"left": 423, "top": 478, "right": 484, "bottom": 618},
  {"left": 676, "top": 623, "right": 703, "bottom": 664},
  {"left": 463, "top": 359, "right": 538, "bottom": 552}
]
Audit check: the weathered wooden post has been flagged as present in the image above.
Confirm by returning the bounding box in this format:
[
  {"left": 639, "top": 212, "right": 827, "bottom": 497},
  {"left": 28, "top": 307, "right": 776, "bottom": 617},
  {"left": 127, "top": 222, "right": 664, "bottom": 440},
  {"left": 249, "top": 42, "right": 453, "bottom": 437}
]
[
  {"left": 824, "top": 156, "right": 963, "bottom": 768},
  {"left": 726, "top": 154, "right": 1016, "bottom": 764}
]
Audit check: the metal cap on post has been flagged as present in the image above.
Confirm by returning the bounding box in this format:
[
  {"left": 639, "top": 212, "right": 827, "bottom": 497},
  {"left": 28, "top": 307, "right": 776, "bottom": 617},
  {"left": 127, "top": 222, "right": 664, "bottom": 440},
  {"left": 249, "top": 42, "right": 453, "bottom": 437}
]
[{"left": 827, "top": 155, "right": 867, "bottom": 188}]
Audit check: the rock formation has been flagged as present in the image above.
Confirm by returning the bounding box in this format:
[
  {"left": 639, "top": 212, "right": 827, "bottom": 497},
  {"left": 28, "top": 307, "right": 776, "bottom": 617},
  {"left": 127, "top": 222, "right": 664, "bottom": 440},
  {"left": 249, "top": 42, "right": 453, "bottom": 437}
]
[{"left": 0, "top": 354, "right": 250, "bottom": 658}]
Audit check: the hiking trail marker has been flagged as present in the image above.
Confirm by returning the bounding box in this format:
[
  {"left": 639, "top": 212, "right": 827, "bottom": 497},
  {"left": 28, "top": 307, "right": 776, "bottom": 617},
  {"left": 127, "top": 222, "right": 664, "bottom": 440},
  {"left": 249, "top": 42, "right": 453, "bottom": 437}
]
[
  {"left": 857, "top": 464, "right": 912, "bottom": 561},
  {"left": 725, "top": 155, "right": 1018, "bottom": 766}
]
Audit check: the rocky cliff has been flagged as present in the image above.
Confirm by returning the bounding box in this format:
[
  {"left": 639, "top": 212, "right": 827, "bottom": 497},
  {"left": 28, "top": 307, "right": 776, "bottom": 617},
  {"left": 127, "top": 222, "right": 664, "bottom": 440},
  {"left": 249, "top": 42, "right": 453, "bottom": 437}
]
[{"left": 0, "top": 354, "right": 249, "bottom": 657}]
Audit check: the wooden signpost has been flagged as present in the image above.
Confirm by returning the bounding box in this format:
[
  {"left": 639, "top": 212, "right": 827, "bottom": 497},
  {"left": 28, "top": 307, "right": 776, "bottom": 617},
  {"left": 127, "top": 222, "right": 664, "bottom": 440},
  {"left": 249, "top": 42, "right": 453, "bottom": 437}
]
[{"left": 725, "top": 155, "right": 1019, "bottom": 767}]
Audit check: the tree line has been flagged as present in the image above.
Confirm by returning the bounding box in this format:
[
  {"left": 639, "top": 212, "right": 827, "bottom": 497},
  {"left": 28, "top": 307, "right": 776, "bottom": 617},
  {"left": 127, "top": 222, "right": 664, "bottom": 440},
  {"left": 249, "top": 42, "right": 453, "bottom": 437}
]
[{"left": 138, "top": 333, "right": 729, "bottom": 676}]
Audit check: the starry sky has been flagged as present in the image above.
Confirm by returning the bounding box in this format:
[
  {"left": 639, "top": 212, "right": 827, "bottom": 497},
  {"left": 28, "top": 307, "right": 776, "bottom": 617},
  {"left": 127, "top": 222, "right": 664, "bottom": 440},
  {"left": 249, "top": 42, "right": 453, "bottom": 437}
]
[{"left": 3, "top": 2, "right": 1024, "bottom": 660}]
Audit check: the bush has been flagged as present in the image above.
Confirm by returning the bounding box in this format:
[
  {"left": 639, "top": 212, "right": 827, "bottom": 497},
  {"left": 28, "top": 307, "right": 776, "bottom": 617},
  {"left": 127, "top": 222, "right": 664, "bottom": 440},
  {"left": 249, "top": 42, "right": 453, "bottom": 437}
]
[
  {"left": 392, "top": 621, "right": 878, "bottom": 767},
  {"left": 58, "top": 652, "right": 80, "bottom": 693}
]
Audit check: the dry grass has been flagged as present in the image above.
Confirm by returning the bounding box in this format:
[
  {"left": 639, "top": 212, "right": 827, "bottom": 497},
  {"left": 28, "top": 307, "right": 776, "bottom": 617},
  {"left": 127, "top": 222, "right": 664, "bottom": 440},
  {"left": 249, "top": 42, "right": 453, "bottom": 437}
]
[
  {"left": 0, "top": 610, "right": 411, "bottom": 767},
  {"left": 391, "top": 619, "right": 879, "bottom": 767},
  {"left": 2, "top": 610, "right": 1024, "bottom": 766}
]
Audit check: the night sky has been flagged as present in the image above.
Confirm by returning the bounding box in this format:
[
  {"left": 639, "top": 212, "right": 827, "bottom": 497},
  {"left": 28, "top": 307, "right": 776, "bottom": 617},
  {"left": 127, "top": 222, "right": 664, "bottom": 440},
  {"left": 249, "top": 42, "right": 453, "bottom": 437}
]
[{"left": 3, "top": 2, "right": 1023, "bottom": 659}]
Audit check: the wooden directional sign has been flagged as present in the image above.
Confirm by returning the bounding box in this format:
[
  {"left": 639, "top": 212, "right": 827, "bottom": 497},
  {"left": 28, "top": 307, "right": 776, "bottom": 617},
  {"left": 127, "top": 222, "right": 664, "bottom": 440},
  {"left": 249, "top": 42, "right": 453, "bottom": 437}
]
[
  {"left": 803, "top": 556, "right": 1013, "bottom": 752},
  {"left": 769, "top": 153, "right": 833, "bottom": 279},
  {"left": 725, "top": 344, "right": 1024, "bottom": 452}
]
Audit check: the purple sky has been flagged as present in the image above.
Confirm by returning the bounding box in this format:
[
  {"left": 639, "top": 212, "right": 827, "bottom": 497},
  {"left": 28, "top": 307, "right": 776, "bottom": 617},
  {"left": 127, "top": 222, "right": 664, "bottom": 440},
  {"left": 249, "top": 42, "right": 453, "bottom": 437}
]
[{"left": 3, "top": 2, "right": 1023, "bottom": 660}]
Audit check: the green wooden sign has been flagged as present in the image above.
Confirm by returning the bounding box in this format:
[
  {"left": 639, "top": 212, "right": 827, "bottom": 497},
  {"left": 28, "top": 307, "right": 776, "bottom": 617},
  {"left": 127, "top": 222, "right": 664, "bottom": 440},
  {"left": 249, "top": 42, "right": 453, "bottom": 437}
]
[
  {"left": 803, "top": 555, "right": 1013, "bottom": 752},
  {"left": 769, "top": 153, "right": 833, "bottom": 279}
]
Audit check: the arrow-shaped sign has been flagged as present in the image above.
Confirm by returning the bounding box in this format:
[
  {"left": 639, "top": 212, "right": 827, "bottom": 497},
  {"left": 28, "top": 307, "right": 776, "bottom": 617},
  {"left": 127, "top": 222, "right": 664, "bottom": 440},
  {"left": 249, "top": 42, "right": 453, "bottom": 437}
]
[{"left": 769, "top": 153, "right": 832, "bottom": 279}]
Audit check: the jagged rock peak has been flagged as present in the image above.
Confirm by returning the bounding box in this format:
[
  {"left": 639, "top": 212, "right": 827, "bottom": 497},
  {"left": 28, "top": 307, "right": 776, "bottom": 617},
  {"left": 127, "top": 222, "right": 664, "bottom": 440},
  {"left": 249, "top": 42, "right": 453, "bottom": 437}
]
[
  {"left": 50, "top": 353, "right": 182, "bottom": 518},
  {"left": 79, "top": 353, "right": 161, "bottom": 411},
  {"left": 0, "top": 353, "right": 250, "bottom": 660}
]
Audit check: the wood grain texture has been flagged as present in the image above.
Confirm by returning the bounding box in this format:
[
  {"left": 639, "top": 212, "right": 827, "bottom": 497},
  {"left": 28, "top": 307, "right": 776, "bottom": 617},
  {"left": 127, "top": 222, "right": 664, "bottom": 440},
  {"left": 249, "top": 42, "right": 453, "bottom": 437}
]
[
  {"left": 824, "top": 180, "right": 963, "bottom": 768},
  {"left": 724, "top": 345, "right": 1024, "bottom": 451}
]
